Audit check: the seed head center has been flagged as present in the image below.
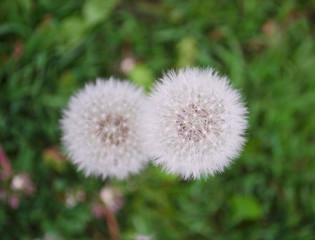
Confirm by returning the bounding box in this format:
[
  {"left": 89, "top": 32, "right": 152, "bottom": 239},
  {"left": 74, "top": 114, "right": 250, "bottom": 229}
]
[
  {"left": 176, "top": 104, "right": 212, "bottom": 143},
  {"left": 96, "top": 114, "right": 129, "bottom": 146}
]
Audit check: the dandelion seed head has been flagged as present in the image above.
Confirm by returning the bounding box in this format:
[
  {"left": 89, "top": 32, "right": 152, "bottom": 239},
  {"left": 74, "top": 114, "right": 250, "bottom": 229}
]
[
  {"left": 61, "top": 78, "right": 148, "bottom": 179},
  {"left": 143, "top": 68, "right": 248, "bottom": 179}
]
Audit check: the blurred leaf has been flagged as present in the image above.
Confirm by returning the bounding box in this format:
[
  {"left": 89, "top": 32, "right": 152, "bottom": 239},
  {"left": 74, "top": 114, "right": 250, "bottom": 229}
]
[
  {"left": 56, "top": 16, "right": 86, "bottom": 50},
  {"left": 43, "top": 147, "right": 67, "bottom": 173},
  {"left": 176, "top": 36, "right": 197, "bottom": 67},
  {"left": 58, "top": 71, "right": 78, "bottom": 96},
  {"left": 57, "top": 206, "right": 91, "bottom": 234},
  {"left": 128, "top": 64, "right": 155, "bottom": 91},
  {"left": 82, "top": 0, "right": 118, "bottom": 27},
  {"left": 0, "top": 23, "right": 31, "bottom": 37},
  {"left": 16, "top": 0, "right": 32, "bottom": 11},
  {"left": 230, "top": 195, "right": 263, "bottom": 223}
]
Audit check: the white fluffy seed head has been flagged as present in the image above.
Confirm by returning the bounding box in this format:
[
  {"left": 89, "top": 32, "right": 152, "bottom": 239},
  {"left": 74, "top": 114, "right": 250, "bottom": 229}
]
[
  {"left": 142, "top": 68, "right": 248, "bottom": 180},
  {"left": 60, "top": 78, "right": 148, "bottom": 179}
]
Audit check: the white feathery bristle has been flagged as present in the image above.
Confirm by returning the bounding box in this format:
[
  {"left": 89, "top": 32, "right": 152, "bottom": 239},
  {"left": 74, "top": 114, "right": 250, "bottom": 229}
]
[
  {"left": 60, "top": 78, "right": 148, "bottom": 179},
  {"left": 142, "top": 68, "right": 248, "bottom": 180}
]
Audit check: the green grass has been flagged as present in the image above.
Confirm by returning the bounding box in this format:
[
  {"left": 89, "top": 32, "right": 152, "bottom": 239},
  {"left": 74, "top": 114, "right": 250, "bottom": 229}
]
[{"left": 1, "top": 0, "right": 315, "bottom": 239}]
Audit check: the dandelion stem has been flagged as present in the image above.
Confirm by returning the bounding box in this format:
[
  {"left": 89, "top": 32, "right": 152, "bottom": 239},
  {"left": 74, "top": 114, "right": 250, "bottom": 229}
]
[{"left": 104, "top": 207, "right": 121, "bottom": 240}]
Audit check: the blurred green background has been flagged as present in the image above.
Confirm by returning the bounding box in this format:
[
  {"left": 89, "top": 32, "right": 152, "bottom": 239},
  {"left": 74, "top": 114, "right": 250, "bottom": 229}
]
[{"left": 1, "top": 0, "right": 315, "bottom": 239}]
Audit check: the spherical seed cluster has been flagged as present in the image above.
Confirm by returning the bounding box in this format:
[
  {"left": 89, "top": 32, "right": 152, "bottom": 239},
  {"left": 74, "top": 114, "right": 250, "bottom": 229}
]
[
  {"left": 61, "top": 78, "right": 148, "bottom": 179},
  {"left": 143, "top": 68, "right": 248, "bottom": 179}
]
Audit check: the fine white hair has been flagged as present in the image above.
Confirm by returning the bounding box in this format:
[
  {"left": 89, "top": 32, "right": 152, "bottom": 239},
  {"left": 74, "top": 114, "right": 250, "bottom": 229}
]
[
  {"left": 61, "top": 78, "right": 148, "bottom": 179},
  {"left": 142, "top": 68, "right": 248, "bottom": 179}
]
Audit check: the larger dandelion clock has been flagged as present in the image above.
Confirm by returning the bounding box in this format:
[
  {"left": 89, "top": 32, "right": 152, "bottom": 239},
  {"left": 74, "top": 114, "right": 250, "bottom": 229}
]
[
  {"left": 61, "top": 78, "right": 148, "bottom": 179},
  {"left": 143, "top": 68, "right": 248, "bottom": 179}
]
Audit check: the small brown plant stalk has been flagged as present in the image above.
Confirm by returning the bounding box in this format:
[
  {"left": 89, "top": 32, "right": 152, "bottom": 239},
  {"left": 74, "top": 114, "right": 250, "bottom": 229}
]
[
  {"left": 104, "top": 207, "right": 121, "bottom": 240},
  {"left": 92, "top": 185, "right": 124, "bottom": 240},
  {"left": 0, "top": 145, "right": 12, "bottom": 179}
]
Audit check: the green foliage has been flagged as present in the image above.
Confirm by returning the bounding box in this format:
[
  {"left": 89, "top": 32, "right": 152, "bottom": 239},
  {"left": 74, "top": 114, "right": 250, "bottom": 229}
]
[
  {"left": 128, "top": 64, "right": 155, "bottom": 91},
  {"left": 1, "top": 0, "right": 315, "bottom": 239},
  {"left": 230, "top": 195, "right": 263, "bottom": 223},
  {"left": 83, "top": 0, "right": 118, "bottom": 27}
]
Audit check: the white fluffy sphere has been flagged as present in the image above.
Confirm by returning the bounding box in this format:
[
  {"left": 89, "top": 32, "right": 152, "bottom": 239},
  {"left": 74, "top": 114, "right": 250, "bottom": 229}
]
[
  {"left": 143, "top": 68, "right": 248, "bottom": 179},
  {"left": 61, "top": 78, "right": 148, "bottom": 179}
]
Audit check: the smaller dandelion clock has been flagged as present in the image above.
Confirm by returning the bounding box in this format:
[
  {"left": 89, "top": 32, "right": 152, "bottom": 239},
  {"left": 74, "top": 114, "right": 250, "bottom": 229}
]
[
  {"left": 61, "top": 78, "right": 148, "bottom": 179},
  {"left": 143, "top": 68, "right": 248, "bottom": 179}
]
